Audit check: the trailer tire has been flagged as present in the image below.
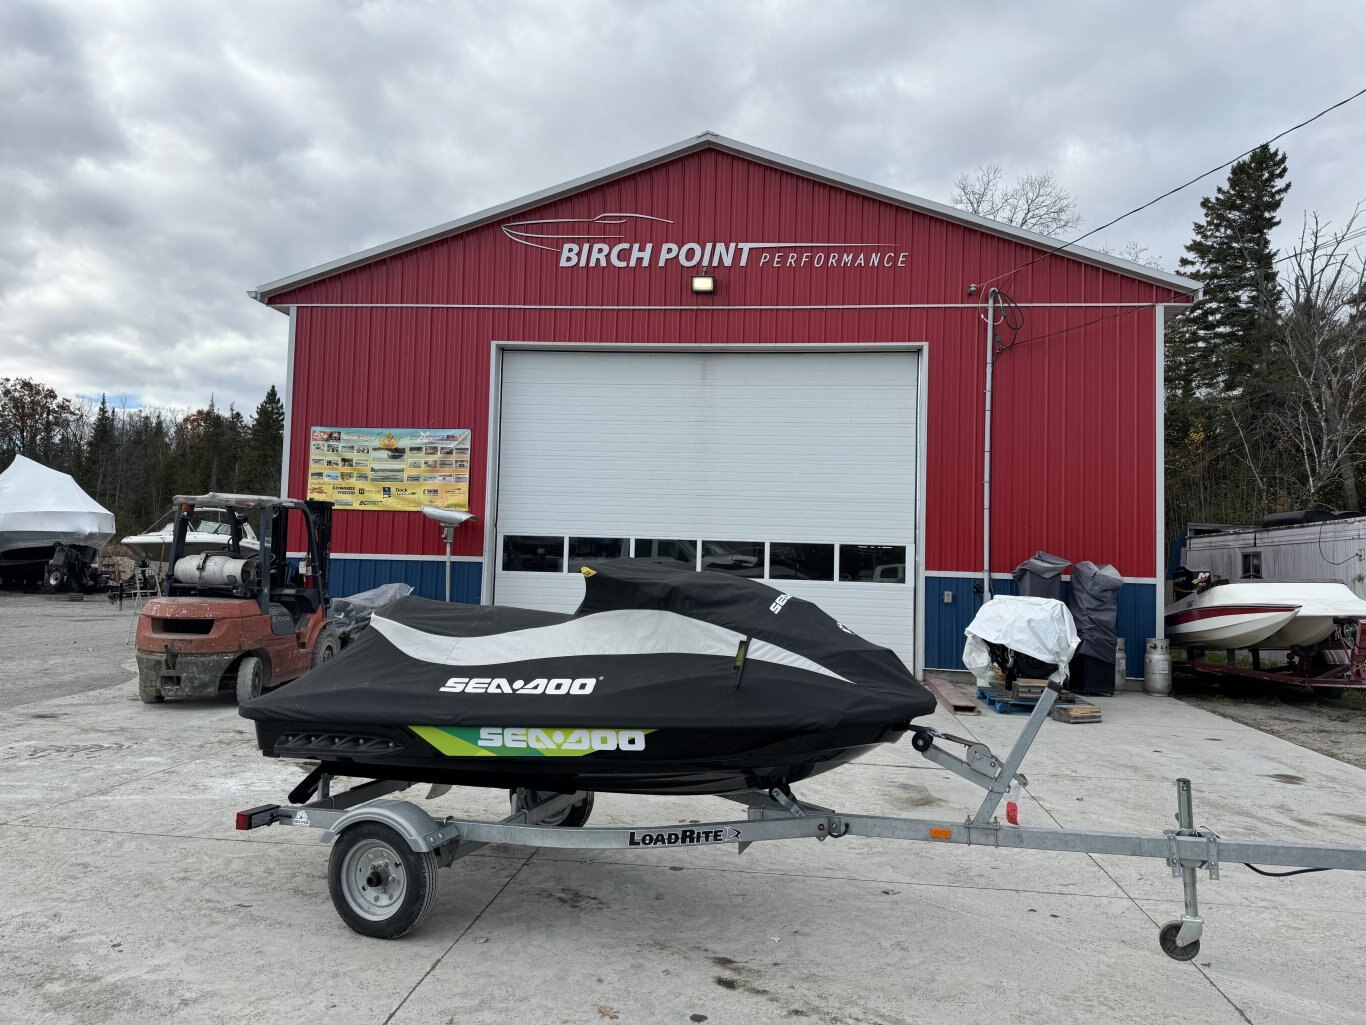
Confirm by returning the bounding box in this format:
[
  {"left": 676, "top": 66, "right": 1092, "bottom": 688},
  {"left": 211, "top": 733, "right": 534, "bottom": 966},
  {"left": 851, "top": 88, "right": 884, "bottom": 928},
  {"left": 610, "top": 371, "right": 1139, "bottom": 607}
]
[
  {"left": 236, "top": 656, "right": 265, "bottom": 705},
  {"left": 1158, "top": 921, "right": 1200, "bottom": 961},
  {"left": 328, "top": 822, "right": 438, "bottom": 939},
  {"left": 511, "top": 789, "right": 595, "bottom": 827}
]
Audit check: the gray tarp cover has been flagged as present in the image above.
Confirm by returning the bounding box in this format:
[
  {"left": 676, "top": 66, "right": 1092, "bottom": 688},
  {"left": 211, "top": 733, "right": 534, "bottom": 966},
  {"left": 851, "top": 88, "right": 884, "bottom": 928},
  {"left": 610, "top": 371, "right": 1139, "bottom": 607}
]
[
  {"left": 1012, "top": 551, "right": 1071, "bottom": 600},
  {"left": 1068, "top": 561, "right": 1122, "bottom": 660}
]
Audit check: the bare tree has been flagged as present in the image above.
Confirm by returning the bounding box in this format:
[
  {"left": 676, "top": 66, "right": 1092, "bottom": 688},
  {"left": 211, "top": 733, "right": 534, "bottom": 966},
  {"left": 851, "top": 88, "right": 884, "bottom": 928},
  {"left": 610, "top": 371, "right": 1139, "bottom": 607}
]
[
  {"left": 950, "top": 163, "right": 1083, "bottom": 237},
  {"left": 1267, "top": 209, "right": 1366, "bottom": 509},
  {"left": 1096, "top": 240, "right": 1165, "bottom": 270}
]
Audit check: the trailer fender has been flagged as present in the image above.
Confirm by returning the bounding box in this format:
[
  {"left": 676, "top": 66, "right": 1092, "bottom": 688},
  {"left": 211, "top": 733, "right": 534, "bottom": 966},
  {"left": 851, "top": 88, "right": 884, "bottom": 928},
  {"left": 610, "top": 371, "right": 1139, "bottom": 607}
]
[{"left": 319, "top": 799, "right": 454, "bottom": 853}]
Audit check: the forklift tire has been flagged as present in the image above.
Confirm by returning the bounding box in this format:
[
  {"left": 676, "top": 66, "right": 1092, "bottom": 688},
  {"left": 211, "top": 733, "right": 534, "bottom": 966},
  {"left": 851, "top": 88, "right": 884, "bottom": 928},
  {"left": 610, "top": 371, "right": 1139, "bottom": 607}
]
[
  {"left": 138, "top": 679, "right": 164, "bottom": 704},
  {"left": 312, "top": 629, "right": 341, "bottom": 669},
  {"left": 236, "top": 656, "right": 266, "bottom": 705}
]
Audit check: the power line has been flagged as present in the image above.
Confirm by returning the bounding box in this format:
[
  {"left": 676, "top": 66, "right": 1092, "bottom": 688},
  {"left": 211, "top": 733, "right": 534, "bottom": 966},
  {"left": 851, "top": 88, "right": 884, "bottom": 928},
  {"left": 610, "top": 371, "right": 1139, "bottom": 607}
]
[
  {"left": 974, "top": 85, "right": 1366, "bottom": 292},
  {"left": 995, "top": 288, "right": 1198, "bottom": 353}
]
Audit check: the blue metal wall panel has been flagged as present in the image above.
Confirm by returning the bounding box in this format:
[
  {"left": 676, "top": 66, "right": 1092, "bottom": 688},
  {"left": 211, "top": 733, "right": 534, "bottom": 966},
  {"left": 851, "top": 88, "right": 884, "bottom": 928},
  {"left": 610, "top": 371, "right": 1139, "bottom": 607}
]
[
  {"left": 329, "top": 558, "right": 483, "bottom": 604},
  {"left": 925, "top": 576, "right": 1155, "bottom": 678}
]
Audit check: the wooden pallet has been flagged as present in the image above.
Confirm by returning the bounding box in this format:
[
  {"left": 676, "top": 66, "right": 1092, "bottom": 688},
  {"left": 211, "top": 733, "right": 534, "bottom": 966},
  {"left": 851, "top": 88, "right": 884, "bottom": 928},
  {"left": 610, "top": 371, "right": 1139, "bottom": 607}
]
[
  {"left": 1051, "top": 703, "right": 1103, "bottom": 724},
  {"left": 923, "top": 674, "right": 980, "bottom": 715},
  {"left": 976, "top": 686, "right": 1077, "bottom": 716}
]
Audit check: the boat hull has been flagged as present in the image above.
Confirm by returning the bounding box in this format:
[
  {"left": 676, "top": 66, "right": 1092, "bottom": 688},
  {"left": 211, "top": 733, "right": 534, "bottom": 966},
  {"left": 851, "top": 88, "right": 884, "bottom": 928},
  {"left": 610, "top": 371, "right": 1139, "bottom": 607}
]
[
  {"left": 1167, "top": 581, "right": 1366, "bottom": 650},
  {"left": 122, "top": 533, "right": 260, "bottom": 565},
  {"left": 252, "top": 719, "right": 904, "bottom": 796},
  {"left": 1164, "top": 603, "right": 1300, "bottom": 649}
]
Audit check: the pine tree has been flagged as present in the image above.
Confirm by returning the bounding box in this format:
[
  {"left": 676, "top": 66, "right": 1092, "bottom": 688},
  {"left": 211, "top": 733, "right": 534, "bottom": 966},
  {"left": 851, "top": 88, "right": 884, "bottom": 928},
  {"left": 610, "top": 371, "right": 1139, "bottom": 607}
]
[
  {"left": 239, "top": 386, "right": 285, "bottom": 496},
  {"left": 1169, "top": 144, "right": 1290, "bottom": 395},
  {"left": 1164, "top": 145, "right": 1292, "bottom": 534},
  {"left": 85, "top": 394, "right": 117, "bottom": 506}
]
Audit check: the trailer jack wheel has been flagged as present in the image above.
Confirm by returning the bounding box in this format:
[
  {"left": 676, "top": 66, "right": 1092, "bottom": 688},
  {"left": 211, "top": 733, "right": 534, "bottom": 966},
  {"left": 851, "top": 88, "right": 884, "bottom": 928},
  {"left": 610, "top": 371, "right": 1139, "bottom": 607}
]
[
  {"left": 1158, "top": 920, "right": 1201, "bottom": 961},
  {"left": 328, "top": 822, "right": 438, "bottom": 939}
]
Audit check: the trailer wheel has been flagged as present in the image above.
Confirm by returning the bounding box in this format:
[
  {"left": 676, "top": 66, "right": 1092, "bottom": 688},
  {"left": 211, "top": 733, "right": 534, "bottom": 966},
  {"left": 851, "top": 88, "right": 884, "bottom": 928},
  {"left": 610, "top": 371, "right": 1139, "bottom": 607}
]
[
  {"left": 512, "top": 789, "right": 595, "bottom": 827},
  {"left": 236, "top": 656, "right": 265, "bottom": 705},
  {"left": 1158, "top": 920, "right": 1200, "bottom": 961},
  {"left": 328, "top": 822, "right": 438, "bottom": 939}
]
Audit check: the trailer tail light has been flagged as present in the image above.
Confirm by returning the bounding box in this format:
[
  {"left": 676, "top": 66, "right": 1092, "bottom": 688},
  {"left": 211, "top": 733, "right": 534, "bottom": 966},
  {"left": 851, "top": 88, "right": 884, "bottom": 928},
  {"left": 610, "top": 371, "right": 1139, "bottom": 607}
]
[{"left": 236, "top": 804, "right": 281, "bottom": 830}]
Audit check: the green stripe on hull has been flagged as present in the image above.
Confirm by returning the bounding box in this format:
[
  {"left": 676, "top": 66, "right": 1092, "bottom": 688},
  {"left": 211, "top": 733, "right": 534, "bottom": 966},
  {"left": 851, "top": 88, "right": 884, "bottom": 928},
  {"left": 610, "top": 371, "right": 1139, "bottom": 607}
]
[{"left": 408, "top": 726, "right": 654, "bottom": 758}]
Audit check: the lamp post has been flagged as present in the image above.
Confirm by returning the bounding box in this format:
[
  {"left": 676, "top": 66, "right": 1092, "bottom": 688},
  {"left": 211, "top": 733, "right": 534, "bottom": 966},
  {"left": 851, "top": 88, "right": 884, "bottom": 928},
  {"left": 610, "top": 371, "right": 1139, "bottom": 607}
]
[{"left": 420, "top": 506, "right": 478, "bottom": 603}]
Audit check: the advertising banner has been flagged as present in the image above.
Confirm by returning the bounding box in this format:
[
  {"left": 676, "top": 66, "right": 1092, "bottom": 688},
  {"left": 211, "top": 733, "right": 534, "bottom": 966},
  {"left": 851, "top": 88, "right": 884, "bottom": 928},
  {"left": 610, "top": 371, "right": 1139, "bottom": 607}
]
[{"left": 306, "top": 426, "right": 471, "bottom": 512}]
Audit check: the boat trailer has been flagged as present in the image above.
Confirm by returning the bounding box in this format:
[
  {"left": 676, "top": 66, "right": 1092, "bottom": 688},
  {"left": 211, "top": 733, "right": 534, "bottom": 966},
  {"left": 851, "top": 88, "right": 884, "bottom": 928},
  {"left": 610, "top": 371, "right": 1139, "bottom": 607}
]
[
  {"left": 1177, "top": 618, "right": 1366, "bottom": 691},
  {"left": 236, "top": 682, "right": 1366, "bottom": 957}
]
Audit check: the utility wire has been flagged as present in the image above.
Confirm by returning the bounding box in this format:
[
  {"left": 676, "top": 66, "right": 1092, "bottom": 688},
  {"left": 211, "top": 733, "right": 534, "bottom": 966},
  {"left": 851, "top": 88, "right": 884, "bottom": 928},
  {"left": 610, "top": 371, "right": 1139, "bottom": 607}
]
[{"left": 974, "top": 85, "right": 1366, "bottom": 292}]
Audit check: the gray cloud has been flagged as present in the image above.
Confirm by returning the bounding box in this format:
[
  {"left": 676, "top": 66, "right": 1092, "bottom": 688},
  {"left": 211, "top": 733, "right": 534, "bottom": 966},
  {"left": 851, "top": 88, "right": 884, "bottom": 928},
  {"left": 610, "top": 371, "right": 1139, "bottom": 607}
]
[{"left": 3, "top": 0, "right": 1364, "bottom": 410}]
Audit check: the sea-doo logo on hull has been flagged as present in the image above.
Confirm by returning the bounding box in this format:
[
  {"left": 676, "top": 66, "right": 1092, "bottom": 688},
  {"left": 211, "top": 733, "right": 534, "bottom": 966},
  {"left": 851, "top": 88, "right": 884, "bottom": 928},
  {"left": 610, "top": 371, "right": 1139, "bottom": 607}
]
[
  {"left": 477, "top": 727, "right": 646, "bottom": 753},
  {"left": 628, "top": 826, "right": 742, "bottom": 847},
  {"left": 440, "top": 677, "right": 597, "bottom": 695}
]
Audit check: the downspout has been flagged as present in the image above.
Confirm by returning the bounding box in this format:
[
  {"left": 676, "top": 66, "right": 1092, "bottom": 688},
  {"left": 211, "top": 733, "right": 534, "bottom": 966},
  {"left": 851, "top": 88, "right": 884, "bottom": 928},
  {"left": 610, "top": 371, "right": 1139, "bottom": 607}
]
[{"left": 982, "top": 288, "right": 997, "bottom": 602}]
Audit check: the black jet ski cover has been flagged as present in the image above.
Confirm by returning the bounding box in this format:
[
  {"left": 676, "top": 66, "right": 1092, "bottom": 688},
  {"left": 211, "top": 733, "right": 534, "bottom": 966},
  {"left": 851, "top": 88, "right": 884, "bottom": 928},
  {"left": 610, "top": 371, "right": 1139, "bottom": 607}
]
[{"left": 239, "top": 559, "right": 936, "bottom": 731}]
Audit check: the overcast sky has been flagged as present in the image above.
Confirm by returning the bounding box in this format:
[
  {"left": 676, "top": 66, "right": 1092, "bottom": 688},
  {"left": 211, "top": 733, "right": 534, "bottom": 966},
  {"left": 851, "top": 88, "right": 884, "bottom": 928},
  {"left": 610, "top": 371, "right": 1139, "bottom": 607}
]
[{"left": 4, "top": 0, "right": 1364, "bottom": 413}]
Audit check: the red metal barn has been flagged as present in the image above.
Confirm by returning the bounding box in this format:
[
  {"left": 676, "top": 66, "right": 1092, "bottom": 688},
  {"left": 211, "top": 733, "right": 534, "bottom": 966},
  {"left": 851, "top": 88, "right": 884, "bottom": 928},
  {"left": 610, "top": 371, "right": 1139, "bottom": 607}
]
[{"left": 252, "top": 133, "right": 1196, "bottom": 678}]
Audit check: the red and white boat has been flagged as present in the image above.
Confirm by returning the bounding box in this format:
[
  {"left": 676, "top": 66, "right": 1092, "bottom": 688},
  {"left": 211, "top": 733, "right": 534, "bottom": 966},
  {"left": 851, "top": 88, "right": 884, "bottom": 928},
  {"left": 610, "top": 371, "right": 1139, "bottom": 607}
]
[
  {"left": 1166, "top": 581, "right": 1366, "bottom": 650},
  {"left": 1165, "top": 584, "right": 1301, "bottom": 649}
]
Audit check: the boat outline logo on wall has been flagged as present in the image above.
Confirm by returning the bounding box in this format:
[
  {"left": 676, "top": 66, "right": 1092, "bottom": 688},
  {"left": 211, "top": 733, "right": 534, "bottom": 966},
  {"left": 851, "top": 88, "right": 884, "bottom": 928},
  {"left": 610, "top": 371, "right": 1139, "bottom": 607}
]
[
  {"left": 502, "top": 212, "right": 674, "bottom": 253},
  {"left": 769, "top": 594, "right": 792, "bottom": 615},
  {"left": 502, "top": 210, "right": 910, "bottom": 270},
  {"left": 440, "top": 676, "right": 597, "bottom": 695}
]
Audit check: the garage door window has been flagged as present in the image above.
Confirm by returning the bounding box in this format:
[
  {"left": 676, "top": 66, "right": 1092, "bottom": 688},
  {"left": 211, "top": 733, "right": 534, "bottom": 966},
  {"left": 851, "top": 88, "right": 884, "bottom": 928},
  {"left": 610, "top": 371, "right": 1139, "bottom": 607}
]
[
  {"left": 839, "top": 544, "right": 906, "bottom": 583},
  {"left": 633, "top": 538, "right": 696, "bottom": 566},
  {"left": 568, "top": 537, "right": 625, "bottom": 571},
  {"left": 502, "top": 536, "right": 564, "bottom": 572},
  {"left": 701, "top": 540, "right": 764, "bottom": 576},
  {"left": 770, "top": 543, "right": 835, "bottom": 581}
]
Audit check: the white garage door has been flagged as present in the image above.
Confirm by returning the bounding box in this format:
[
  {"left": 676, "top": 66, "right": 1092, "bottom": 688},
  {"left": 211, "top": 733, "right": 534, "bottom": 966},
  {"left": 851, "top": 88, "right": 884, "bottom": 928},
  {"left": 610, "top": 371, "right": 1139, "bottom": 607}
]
[{"left": 491, "top": 348, "right": 921, "bottom": 669}]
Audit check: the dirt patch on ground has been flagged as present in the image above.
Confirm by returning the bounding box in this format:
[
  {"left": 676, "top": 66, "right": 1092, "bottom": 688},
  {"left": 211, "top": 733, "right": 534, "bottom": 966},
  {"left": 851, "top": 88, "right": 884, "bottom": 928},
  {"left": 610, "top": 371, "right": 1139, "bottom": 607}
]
[{"left": 1177, "top": 675, "right": 1366, "bottom": 770}]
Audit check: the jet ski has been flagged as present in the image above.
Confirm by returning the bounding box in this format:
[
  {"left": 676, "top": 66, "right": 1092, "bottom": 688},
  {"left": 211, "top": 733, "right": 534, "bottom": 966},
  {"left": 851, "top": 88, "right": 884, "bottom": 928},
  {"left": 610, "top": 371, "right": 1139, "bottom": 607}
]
[{"left": 240, "top": 559, "right": 936, "bottom": 796}]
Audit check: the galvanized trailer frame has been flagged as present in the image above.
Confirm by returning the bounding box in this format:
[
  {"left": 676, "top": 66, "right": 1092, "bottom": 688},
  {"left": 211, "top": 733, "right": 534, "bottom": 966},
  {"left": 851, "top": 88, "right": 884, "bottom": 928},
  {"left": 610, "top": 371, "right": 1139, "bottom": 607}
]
[{"left": 236, "top": 683, "right": 1366, "bottom": 957}]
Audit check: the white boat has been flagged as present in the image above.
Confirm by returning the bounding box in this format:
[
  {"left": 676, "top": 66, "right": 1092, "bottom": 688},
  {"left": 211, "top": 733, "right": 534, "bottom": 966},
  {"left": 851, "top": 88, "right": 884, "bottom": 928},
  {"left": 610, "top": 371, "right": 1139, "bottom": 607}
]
[
  {"left": 1165, "top": 583, "right": 1300, "bottom": 649},
  {"left": 1166, "top": 580, "right": 1366, "bottom": 650},
  {"left": 0, "top": 456, "right": 115, "bottom": 580},
  {"left": 1257, "top": 582, "right": 1366, "bottom": 647},
  {"left": 122, "top": 511, "right": 258, "bottom": 566}
]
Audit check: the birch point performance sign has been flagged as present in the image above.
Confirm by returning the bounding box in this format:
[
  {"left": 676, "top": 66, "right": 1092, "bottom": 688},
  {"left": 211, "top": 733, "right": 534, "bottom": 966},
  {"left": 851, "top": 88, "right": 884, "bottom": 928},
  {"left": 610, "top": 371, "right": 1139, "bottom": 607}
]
[{"left": 306, "top": 426, "right": 472, "bottom": 511}]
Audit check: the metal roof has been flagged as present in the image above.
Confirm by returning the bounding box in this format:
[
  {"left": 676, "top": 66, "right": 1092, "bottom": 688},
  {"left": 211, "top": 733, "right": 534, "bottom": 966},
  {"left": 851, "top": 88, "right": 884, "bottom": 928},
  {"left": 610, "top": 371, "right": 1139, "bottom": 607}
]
[{"left": 250, "top": 131, "right": 1201, "bottom": 305}]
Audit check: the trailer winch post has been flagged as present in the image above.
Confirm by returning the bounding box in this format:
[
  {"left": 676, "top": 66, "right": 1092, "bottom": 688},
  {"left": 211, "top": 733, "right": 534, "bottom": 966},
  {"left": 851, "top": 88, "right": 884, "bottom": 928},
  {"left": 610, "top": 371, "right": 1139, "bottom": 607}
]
[{"left": 970, "top": 681, "right": 1060, "bottom": 825}]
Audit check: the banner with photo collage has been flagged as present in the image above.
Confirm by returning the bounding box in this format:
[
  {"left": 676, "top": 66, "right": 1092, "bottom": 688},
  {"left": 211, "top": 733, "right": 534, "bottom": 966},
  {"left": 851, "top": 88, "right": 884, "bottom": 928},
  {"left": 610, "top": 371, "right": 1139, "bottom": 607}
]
[{"left": 306, "top": 426, "right": 471, "bottom": 512}]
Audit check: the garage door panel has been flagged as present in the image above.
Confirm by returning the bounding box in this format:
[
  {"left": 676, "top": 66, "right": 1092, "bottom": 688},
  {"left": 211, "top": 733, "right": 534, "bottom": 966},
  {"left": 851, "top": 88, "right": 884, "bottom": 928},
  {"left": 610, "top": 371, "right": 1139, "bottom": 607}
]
[{"left": 494, "top": 349, "right": 920, "bottom": 667}]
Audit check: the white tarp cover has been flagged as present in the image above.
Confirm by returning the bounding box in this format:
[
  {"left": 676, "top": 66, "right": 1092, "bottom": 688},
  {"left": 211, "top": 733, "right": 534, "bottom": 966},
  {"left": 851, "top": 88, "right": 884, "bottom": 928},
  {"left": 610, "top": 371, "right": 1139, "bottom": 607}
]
[
  {"left": 0, "top": 455, "right": 115, "bottom": 551},
  {"left": 962, "top": 595, "right": 1081, "bottom": 686}
]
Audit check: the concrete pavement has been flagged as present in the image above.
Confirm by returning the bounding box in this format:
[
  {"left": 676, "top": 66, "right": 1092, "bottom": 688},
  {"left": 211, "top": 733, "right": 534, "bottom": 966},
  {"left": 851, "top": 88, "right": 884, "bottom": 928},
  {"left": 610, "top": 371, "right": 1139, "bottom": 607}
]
[{"left": 1, "top": 595, "right": 1364, "bottom": 1024}]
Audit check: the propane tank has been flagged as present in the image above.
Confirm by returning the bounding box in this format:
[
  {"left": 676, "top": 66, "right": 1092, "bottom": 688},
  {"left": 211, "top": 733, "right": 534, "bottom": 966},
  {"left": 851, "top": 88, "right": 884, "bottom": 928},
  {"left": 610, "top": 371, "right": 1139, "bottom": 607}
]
[
  {"left": 173, "top": 552, "right": 260, "bottom": 589},
  {"left": 1144, "top": 638, "right": 1172, "bottom": 695},
  {"left": 1115, "top": 637, "right": 1127, "bottom": 692}
]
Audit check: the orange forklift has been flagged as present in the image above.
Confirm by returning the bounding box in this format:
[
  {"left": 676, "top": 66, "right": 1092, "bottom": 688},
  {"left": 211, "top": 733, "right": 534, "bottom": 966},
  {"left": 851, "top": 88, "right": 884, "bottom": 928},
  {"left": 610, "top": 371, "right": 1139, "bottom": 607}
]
[{"left": 136, "top": 493, "right": 338, "bottom": 705}]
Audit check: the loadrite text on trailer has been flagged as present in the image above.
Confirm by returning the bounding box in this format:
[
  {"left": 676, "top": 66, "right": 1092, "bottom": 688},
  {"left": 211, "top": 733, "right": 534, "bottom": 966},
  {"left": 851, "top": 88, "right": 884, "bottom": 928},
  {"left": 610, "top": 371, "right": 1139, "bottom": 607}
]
[{"left": 627, "top": 826, "right": 743, "bottom": 847}]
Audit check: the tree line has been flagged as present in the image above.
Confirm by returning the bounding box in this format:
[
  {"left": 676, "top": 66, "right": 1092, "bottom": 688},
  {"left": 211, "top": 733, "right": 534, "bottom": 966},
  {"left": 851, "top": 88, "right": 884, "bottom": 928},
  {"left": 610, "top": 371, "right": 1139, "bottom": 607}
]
[
  {"left": 953, "top": 150, "right": 1366, "bottom": 539},
  {"left": 0, "top": 380, "right": 284, "bottom": 538},
  {"left": 1165, "top": 145, "right": 1364, "bottom": 537}
]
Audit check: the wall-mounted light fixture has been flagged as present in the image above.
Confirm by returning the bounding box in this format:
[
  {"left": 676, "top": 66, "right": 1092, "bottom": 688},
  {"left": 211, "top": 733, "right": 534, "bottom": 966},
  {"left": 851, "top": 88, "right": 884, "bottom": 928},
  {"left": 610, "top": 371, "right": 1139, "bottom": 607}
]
[{"left": 690, "top": 269, "right": 716, "bottom": 294}]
